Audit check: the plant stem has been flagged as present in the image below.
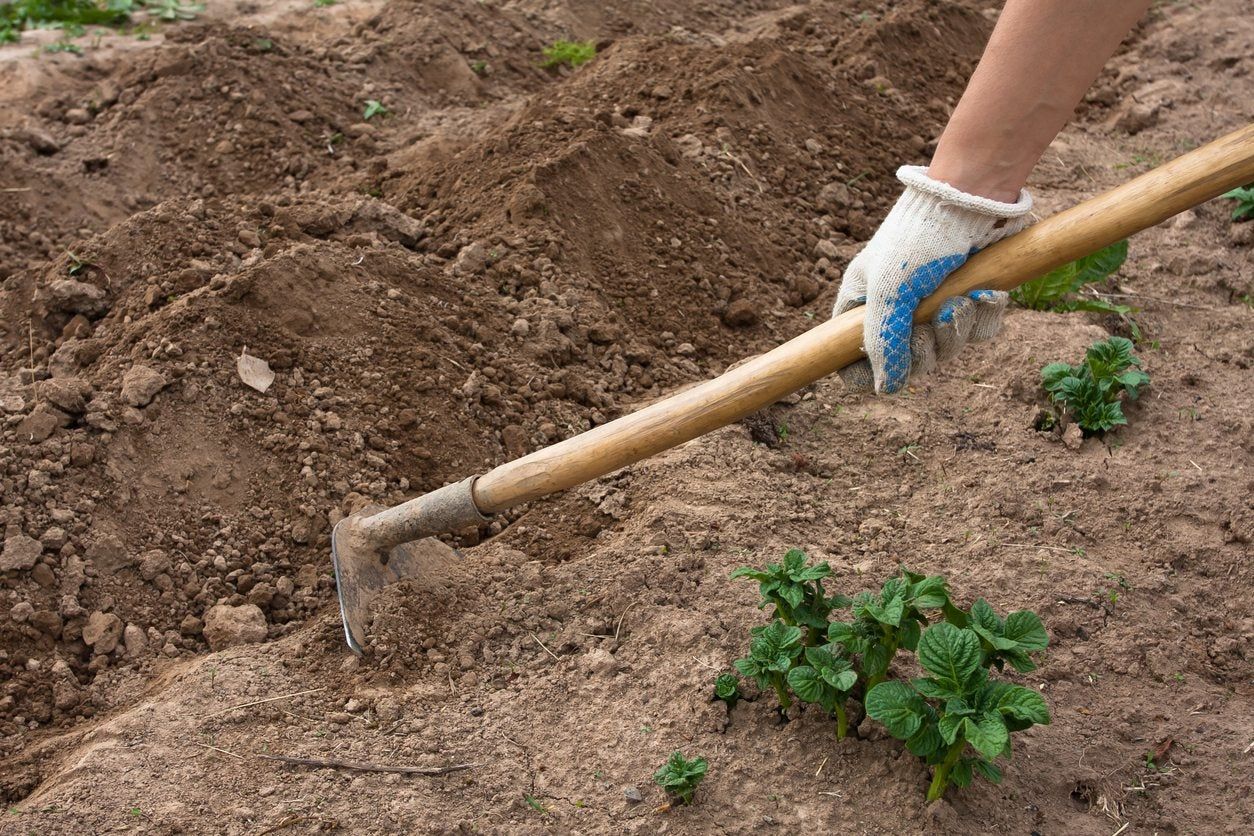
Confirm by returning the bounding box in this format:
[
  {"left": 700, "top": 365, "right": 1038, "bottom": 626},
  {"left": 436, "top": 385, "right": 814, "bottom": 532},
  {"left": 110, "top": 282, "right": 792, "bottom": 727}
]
[
  {"left": 771, "top": 675, "right": 792, "bottom": 710},
  {"left": 927, "top": 741, "right": 966, "bottom": 803},
  {"left": 833, "top": 702, "right": 848, "bottom": 739}
]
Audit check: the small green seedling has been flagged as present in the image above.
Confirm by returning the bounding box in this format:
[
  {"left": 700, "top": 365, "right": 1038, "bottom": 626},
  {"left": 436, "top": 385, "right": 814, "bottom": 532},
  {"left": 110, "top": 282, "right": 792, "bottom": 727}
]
[
  {"left": 731, "top": 549, "right": 847, "bottom": 643},
  {"left": 1041, "top": 336, "right": 1149, "bottom": 437},
  {"left": 43, "top": 38, "right": 83, "bottom": 54},
  {"left": 363, "top": 99, "right": 389, "bottom": 120},
  {"left": 1012, "top": 240, "right": 1136, "bottom": 326},
  {"left": 313, "top": 0, "right": 336, "bottom": 6},
  {"left": 865, "top": 622, "right": 1050, "bottom": 802},
  {"left": 470, "top": 59, "right": 488, "bottom": 76},
  {"left": 145, "top": 0, "right": 204, "bottom": 20},
  {"left": 540, "top": 39, "right": 596, "bottom": 69},
  {"left": 826, "top": 567, "right": 955, "bottom": 690},
  {"left": 713, "top": 672, "right": 740, "bottom": 709},
  {"left": 733, "top": 620, "right": 802, "bottom": 709},
  {"left": 786, "top": 643, "right": 858, "bottom": 737},
  {"left": 653, "top": 751, "right": 708, "bottom": 806},
  {"left": 1221, "top": 184, "right": 1254, "bottom": 221}
]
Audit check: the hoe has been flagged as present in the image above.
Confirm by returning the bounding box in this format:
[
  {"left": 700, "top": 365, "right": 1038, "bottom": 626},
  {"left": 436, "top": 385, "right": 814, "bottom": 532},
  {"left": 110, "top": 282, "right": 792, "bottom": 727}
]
[{"left": 332, "top": 124, "right": 1254, "bottom": 653}]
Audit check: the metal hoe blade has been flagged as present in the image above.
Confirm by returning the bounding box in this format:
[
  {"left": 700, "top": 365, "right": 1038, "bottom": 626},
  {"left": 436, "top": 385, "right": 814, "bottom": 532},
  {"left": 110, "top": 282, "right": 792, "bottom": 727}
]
[{"left": 331, "top": 504, "right": 462, "bottom": 654}]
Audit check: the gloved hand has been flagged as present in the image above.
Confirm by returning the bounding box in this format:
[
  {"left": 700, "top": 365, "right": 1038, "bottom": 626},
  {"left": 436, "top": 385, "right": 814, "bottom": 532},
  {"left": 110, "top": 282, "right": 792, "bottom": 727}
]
[{"left": 833, "top": 166, "right": 1033, "bottom": 394}]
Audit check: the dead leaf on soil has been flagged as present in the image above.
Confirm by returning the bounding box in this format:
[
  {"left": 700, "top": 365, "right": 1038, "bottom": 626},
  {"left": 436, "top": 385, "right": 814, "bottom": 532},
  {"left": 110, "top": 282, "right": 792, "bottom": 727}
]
[{"left": 237, "top": 348, "right": 275, "bottom": 393}]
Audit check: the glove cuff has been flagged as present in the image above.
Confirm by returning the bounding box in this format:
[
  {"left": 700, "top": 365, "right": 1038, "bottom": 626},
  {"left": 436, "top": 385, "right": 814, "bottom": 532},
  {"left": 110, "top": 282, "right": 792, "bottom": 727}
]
[{"left": 896, "top": 165, "right": 1033, "bottom": 219}]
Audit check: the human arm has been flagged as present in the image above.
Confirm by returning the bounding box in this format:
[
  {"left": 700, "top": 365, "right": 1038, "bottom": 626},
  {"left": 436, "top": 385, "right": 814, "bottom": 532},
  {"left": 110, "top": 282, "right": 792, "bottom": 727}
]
[{"left": 836, "top": 0, "right": 1152, "bottom": 394}]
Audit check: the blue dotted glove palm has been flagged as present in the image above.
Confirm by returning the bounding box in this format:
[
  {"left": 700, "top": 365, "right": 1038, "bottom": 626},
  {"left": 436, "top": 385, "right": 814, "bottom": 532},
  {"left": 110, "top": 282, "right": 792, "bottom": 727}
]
[{"left": 833, "top": 166, "right": 1033, "bottom": 394}]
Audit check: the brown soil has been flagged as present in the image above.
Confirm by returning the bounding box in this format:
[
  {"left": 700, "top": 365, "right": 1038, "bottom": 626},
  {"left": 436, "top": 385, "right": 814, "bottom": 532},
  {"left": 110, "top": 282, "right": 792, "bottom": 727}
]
[{"left": 2, "top": 0, "right": 1251, "bottom": 833}]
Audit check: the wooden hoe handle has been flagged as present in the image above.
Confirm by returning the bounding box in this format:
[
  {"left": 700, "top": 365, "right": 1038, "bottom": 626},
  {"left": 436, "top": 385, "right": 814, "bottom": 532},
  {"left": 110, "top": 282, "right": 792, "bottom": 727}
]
[{"left": 472, "top": 124, "right": 1254, "bottom": 514}]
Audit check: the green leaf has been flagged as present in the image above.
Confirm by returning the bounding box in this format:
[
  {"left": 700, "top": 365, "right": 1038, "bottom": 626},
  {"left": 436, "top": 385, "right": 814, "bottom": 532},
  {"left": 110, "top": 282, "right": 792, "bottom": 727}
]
[
  {"left": 786, "top": 666, "right": 826, "bottom": 705},
  {"left": 969, "top": 599, "right": 1002, "bottom": 634},
  {"left": 938, "top": 712, "right": 963, "bottom": 745},
  {"left": 864, "top": 588, "right": 906, "bottom": 627},
  {"left": 827, "top": 622, "right": 856, "bottom": 645},
  {"left": 862, "top": 642, "right": 891, "bottom": 679},
  {"left": 1073, "top": 239, "right": 1128, "bottom": 286},
  {"left": 1000, "top": 648, "right": 1038, "bottom": 674},
  {"left": 803, "top": 644, "right": 840, "bottom": 670},
  {"left": 906, "top": 720, "right": 943, "bottom": 757},
  {"left": 714, "top": 672, "right": 739, "bottom": 702},
  {"left": 823, "top": 668, "right": 858, "bottom": 692},
  {"left": 1012, "top": 261, "right": 1080, "bottom": 309},
  {"left": 963, "top": 714, "right": 1010, "bottom": 759},
  {"left": 993, "top": 685, "right": 1051, "bottom": 725},
  {"left": 729, "top": 567, "right": 769, "bottom": 581},
  {"left": 950, "top": 758, "right": 974, "bottom": 788},
  {"left": 899, "top": 619, "right": 922, "bottom": 652},
  {"left": 973, "top": 758, "right": 1003, "bottom": 784},
  {"left": 909, "top": 575, "right": 950, "bottom": 609},
  {"left": 865, "top": 681, "right": 926, "bottom": 740},
  {"left": 653, "top": 751, "right": 708, "bottom": 805},
  {"left": 777, "top": 582, "right": 804, "bottom": 610},
  {"left": 916, "top": 624, "right": 982, "bottom": 688},
  {"left": 1003, "top": 611, "right": 1049, "bottom": 652},
  {"left": 913, "top": 677, "right": 963, "bottom": 701},
  {"left": 1221, "top": 185, "right": 1254, "bottom": 221}
]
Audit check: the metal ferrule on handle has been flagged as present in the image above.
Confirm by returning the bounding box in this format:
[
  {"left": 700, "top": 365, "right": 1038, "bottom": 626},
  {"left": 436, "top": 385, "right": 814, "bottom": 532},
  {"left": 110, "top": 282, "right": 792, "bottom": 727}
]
[{"left": 357, "top": 476, "right": 489, "bottom": 550}]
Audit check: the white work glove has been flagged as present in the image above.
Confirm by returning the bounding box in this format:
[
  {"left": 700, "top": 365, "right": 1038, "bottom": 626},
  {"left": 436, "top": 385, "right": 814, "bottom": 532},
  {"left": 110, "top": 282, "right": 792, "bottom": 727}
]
[{"left": 833, "top": 166, "right": 1033, "bottom": 393}]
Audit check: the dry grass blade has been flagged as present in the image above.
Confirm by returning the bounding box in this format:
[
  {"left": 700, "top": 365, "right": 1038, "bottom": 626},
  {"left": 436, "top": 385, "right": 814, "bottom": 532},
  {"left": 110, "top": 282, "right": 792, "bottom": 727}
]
[
  {"left": 204, "top": 687, "right": 326, "bottom": 717},
  {"left": 258, "top": 754, "right": 477, "bottom": 776}
]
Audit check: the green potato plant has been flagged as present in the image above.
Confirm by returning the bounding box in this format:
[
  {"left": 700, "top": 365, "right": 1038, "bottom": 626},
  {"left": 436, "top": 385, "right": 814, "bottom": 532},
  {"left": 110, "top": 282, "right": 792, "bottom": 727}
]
[
  {"left": 713, "top": 672, "right": 740, "bottom": 709},
  {"left": 723, "top": 553, "right": 1052, "bottom": 801},
  {"left": 653, "top": 752, "right": 708, "bottom": 806},
  {"left": 786, "top": 643, "right": 858, "bottom": 737},
  {"left": 1221, "top": 184, "right": 1254, "bottom": 221},
  {"left": 865, "top": 622, "right": 1050, "bottom": 801},
  {"left": 1041, "top": 336, "right": 1149, "bottom": 437},
  {"left": 1011, "top": 240, "right": 1135, "bottom": 322},
  {"left": 733, "top": 620, "right": 802, "bottom": 709},
  {"left": 731, "top": 549, "right": 848, "bottom": 644},
  {"left": 826, "top": 568, "right": 954, "bottom": 690}
]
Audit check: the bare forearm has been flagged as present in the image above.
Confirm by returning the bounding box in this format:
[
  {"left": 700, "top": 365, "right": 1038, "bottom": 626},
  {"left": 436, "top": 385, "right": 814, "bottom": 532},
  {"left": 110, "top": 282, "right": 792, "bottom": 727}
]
[{"left": 928, "top": 0, "right": 1151, "bottom": 202}]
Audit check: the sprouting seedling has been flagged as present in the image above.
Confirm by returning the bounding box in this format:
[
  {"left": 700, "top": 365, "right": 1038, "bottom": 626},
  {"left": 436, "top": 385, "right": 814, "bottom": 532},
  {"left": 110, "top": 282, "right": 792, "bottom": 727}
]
[
  {"left": 786, "top": 643, "right": 858, "bottom": 737},
  {"left": 652, "top": 752, "right": 708, "bottom": 806},
  {"left": 363, "top": 99, "right": 390, "bottom": 120},
  {"left": 731, "top": 549, "right": 847, "bottom": 644},
  {"left": 313, "top": 0, "right": 336, "bottom": 6},
  {"left": 145, "top": 0, "right": 205, "bottom": 21},
  {"left": 539, "top": 39, "right": 596, "bottom": 69},
  {"left": 733, "top": 620, "right": 802, "bottom": 710},
  {"left": 470, "top": 59, "right": 488, "bottom": 76},
  {"left": 826, "top": 567, "right": 954, "bottom": 691},
  {"left": 1040, "top": 336, "right": 1149, "bottom": 437},
  {"left": 865, "top": 622, "right": 1050, "bottom": 802},
  {"left": 1221, "top": 184, "right": 1254, "bottom": 221},
  {"left": 66, "top": 251, "right": 91, "bottom": 276},
  {"left": 713, "top": 672, "right": 740, "bottom": 709}
]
